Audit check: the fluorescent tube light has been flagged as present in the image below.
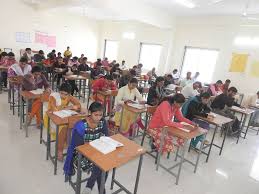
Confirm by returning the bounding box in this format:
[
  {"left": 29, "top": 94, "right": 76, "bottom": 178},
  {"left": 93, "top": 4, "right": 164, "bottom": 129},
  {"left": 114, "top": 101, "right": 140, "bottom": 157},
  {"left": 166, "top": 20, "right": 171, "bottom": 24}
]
[{"left": 175, "top": 0, "right": 196, "bottom": 8}]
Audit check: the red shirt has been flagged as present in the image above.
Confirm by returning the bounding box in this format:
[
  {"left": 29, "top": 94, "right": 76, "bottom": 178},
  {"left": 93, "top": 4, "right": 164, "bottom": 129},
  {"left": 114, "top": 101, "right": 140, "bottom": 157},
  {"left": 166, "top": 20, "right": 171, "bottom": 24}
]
[
  {"left": 92, "top": 78, "right": 117, "bottom": 92},
  {"left": 149, "top": 101, "right": 193, "bottom": 129}
]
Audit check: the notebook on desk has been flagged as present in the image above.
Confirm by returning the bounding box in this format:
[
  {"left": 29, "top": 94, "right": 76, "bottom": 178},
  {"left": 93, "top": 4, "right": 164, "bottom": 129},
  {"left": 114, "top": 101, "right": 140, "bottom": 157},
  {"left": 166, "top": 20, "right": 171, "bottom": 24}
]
[
  {"left": 90, "top": 136, "right": 124, "bottom": 154},
  {"left": 127, "top": 103, "right": 146, "bottom": 109},
  {"left": 30, "top": 89, "right": 44, "bottom": 95},
  {"left": 53, "top": 110, "right": 78, "bottom": 118}
]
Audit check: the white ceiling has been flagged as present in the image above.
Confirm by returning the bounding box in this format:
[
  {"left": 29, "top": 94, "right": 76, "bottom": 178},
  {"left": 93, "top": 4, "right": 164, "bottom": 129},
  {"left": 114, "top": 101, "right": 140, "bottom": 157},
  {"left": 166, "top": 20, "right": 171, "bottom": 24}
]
[{"left": 22, "top": 0, "right": 259, "bottom": 28}]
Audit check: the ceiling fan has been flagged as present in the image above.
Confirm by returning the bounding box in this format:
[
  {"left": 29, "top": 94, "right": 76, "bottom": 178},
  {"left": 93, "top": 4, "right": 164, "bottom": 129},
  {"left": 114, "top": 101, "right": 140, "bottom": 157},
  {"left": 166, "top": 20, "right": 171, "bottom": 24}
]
[{"left": 242, "top": 0, "right": 259, "bottom": 21}]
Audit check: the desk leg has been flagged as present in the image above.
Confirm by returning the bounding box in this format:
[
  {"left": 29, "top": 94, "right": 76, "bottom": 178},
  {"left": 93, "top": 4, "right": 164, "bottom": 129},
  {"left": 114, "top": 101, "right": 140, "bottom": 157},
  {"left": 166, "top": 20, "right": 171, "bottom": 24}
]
[
  {"left": 156, "top": 128, "right": 166, "bottom": 171},
  {"left": 46, "top": 116, "right": 50, "bottom": 160},
  {"left": 78, "top": 80, "right": 82, "bottom": 100},
  {"left": 99, "top": 170, "right": 106, "bottom": 194},
  {"left": 244, "top": 114, "right": 253, "bottom": 139},
  {"left": 206, "top": 126, "right": 218, "bottom": 163},
  {"left": 25, "top": 99, "right": 29, "bottom": 137},
  {"left": 54, "top": 125, "right": 59, "bottom": 175},
  {"left": 12, "top": 87, "right": 15, "bottom": 115},
  {"left": 18, "top": 91, "right": 20, "bottom": 117},
  {"left": 194, "top": 137, "right": 205, "bottom": 173},
  {"left": 75, "top": 153, "right": 82, "bottom": 194},
  {"left": 110, "top": 168, "right": 116, "bottom": 190},
  {"left": 220, "top": 124, "right": 229, "bottom": 155},
  {"left": 19, "top": 94, "right": 23, "bottom": 130},
  {"left": 141, "top": 112, "right": 148, "bottom": 146},
  {"left": 176, "top": 142, "right": 187, "bottom": 185},
  {"left": 40, "top": 102, "right": 43, "bottom": 144},
  {"left": 83, "top": 80, "right": 86, "bottom": 103},
  {"left": 237, "top": 114, "right": 246, "bottom": 144},
  {"left": 134, "top": 154, "right": 144, "bottom": 194}
]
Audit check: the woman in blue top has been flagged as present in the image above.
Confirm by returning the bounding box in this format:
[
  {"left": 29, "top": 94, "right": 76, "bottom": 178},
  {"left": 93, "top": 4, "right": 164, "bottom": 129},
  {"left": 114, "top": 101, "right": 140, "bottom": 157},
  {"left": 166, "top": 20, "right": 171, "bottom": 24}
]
[{"left": 64, "top": 102, "right": 108, "bottom": 194}]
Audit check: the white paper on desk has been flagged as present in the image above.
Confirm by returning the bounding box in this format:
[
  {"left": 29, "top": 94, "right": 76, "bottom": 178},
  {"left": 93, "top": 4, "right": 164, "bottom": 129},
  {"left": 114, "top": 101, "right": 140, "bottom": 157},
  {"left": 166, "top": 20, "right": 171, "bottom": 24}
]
[
  {"left": 90, "top": 137, "right": 124, "bottom": 154},
  {"left": 30, "top": 89, "right": 44, "bottom": 95},
  {"left": 127, "top": 103, "right": 146, "bottom": 109},
  {"left": 53, "top": 110, "right": 78, "bottom": 118}
]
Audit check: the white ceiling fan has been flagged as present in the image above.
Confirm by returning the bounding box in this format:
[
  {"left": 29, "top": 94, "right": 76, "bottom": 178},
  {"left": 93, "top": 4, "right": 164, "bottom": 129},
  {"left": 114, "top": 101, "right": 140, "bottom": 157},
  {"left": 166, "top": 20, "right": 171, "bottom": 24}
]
[{"left": 242, "top": 0, "right": 259, "bottom": 21}]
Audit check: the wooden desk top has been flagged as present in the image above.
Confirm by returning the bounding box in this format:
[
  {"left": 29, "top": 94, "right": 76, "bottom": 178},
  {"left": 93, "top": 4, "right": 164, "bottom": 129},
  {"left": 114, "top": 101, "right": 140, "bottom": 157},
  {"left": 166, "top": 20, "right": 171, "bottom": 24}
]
[
  {"left": 76, "top": 134, "right": 146, "bottom": 172},
  {"left": 64, "top": 75, "right": 88, "bottom": 80},
  {"left": 167, "top": 126, "right": 207, "bottom": 140},
  {"left": 80, "top": 71, "right": 91, "bottom": 79},
  {"left": 195, "top": 113, "right": 233, "bottom": 126},
  {"left": 8, "top": 76, "right": 23, "bottom": 85},
  {"left": 46, "top": 109, "right": 88, "bottom": 126},
  {"left": 230, "top": 106, "right": 255, "bottom": 115},
  {"left": 20, "top": 90, "right": 42, "bottom": 100},
  {"left": 123, "top": 103, "right": 148, "bottom": 114},
  {"left": 97, "top": 90, "right": 118, "bottom": 97},
  {"left": 54, "top": 68, "right": 66, "bottom": 73},
  {"left": 0, "top": 66, "right": 8, "bottom": 71}
]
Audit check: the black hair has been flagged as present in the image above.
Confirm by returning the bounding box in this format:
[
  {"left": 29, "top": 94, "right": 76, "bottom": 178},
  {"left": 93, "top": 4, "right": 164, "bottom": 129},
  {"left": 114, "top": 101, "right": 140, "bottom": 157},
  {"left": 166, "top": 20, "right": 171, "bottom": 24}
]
[
  {"left": 130, "top": 69, "right": 137, "bottom": 76},
  {"left": 129, "top": 78, "right": 138, "bottom": 84},
  {"left": 160, "top": 93, "right": 186, "bottom": 106},
  {"left": 73, "top": 56, "right": 78, "bottom": 60},
  {"left": 52, "top": 50, "right": 56, "bottom": 53},
  {"left": 155, "top": 76, "right": 165, "bottom": 84},
  {"left": 82, "top": 57, "right": 88, "bottom": 61},
  {"left": 216, "top": 80, "right": 223, "bottom": 84},
  {"left": 19, "top": 56, "right": 28, "bottom": 63},
  {"left": 122, "top": 60, "right": 125, "bottom": 63},
  {"left": 133, "top": 65, "right": 137, "bottom": 68},
  {"left": 8, "top": 52, "right": 15, "bottom": 57},
  {"left": 59, "top": 82, "right": 72, "bottom": 94},
  {"left": 138, "top": 63, "right": 143, "bottom": 67},
  {"left": 167, "top": 74, "right": 173, "bottom": 79},
  {"left": 104, "top": 57, "right": 108, "bottom": 60},
  {"left": 105, "top": 74, "right": 113, "bottom": 80},
  {"left": 31, "top": 66, "right": 42, "bottom": 73},
  {"left": 228, "top": 87, "right": 238, "bottom": 93},
  {"left": 226, "top": 79, "right": 231, "bottom": 83},
  {"left": 173, "top": 69, "right": 178, "bottom": 73},
  {"left": 39, "top": 50, "right": 44, "bottom": 54},
  {"left": 257, "top": 91, "right": 259, "bottom": 95},
  {"left": 89, "top": 101, "right": 104, "bottom": 113},
  {"left": 194, "top": 81, "right": 202, "bottom": 88},
  {"left": 25, "top": 48, "right": 31, "bottom": 51},
  {"left": 1, "top": 52, "right": 8, "bottom": 57},
  {"left": 97, "top": 58, "right": 101, "bottom": 62},
  {"left": 58, "top": 52, "right": 61, "bottom": 55},
  {"left": 200, "top": 92, "right": 211, "bottom": 99},
  {"left": 67, "top": 46, "right": 70, "bottom": 49}
]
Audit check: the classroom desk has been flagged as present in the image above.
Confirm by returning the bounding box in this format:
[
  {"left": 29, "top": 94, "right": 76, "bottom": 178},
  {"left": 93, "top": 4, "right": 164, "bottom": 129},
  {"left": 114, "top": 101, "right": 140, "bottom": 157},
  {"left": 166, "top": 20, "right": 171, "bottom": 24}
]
[
  {"left": 95, "top": 90, "right": 118, "bottom": 116},
  {"left": 19, "top": 90, "right": 43, "bottom": 137},
  {"left": 46, "top": 110, "right": 87, "bottom": 175},
  {"left": 75, "top": 134, "right": 146, "bottom": 194},
  {"left": 79, "top": 71, "right": 92, "bottom": 107},
  {"left": 246, "top": 105, "right": 259, "bottom": 135},
  {"left": 0, "top": 66, "right": 8, "bottom": 93},
  {"left": 195, "top": 113, "right": 233, "bottom": 162},
  {"left": 52, "top": 68, "right": 67, "bottom": 90},
  {"left": 119, "top": 103, "right": 148, "bottom": 138},
  {"left": 156, "top": 126, "right": 207, "bottom": 185},
  {"left": 64, "top": 75, "right": 88, "bottom": 102},
  {"left": 229, "top": 106, "right": 255, "bottom": 144}
]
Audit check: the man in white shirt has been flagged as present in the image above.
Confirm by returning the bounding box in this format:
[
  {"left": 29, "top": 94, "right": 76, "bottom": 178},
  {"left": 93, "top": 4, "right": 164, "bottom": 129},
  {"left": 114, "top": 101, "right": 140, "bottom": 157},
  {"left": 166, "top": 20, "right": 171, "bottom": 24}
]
[
  {"left": 180, "top": 71, "right": 193, "bottom": 87},
  {"left": 172, "top": 69, "right": 180, "bottom": 84},
  {"left": 181, "top": 81, "right": 201, "bottom": 99}
]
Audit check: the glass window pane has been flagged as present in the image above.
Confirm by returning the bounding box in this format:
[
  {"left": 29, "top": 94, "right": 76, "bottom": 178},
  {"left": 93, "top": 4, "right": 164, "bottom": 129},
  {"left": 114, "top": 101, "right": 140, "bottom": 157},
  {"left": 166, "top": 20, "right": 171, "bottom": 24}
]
[
  {"left": 181, "top": 47, "right": 219, "bottom": 83},
  {"left": 104, "top": 40, "right": 119, "bottom": 61}
]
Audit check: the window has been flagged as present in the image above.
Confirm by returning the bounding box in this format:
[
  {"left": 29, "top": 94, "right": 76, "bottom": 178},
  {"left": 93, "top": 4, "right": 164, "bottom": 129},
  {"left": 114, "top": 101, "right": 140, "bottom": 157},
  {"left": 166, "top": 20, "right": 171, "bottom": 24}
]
[
  {"left": 181, "top": 46, "right": 219, "bottom": 83},
  {"left": 103, "top": 40, "right": 119, "bottom": 60},
  {"left": 138, "top": 43, "right": 162, "bottom": 72}
]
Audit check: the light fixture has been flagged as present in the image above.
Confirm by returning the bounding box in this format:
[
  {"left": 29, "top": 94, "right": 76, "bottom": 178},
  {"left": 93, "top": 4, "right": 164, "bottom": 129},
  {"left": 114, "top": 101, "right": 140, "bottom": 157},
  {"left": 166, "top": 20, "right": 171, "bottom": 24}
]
[
  {"left": 122, "top": 32, "right": 135, "bottom": 40},
  {"left": 174, "top": 0, "right": 196, "bottom": 8},
  {"left": 234, "top": 36, "right": 259, "bottom": 47}
]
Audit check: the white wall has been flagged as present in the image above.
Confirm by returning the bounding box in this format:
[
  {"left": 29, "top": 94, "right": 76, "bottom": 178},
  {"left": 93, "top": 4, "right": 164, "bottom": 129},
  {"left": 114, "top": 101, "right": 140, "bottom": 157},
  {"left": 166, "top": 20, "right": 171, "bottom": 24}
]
[
  {"left": 99, "top": 21, "right": 175, "bottom": 75},
  {"left": 0, "top": 0, "right": 100, "bottom": 61},
  {"left": 170, "top": 16, "right": 259, "bottom": 94}
]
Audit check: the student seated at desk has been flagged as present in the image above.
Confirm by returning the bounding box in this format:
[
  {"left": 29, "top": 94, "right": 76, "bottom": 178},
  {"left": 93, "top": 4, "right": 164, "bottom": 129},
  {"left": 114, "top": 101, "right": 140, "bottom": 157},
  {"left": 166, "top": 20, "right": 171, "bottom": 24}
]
[
  {"left": 164, "top": 74, "right": 174, "bottom": 87},
  {"left": 118, "top": 69, "right": 136, "bottom": 88},
  {"left": 181, "top": 81, "right": 201, "bottom": 99},
  {"left": 211, "top": 87, "right": 241, "bottom": 134},
  {"left": 147, "top": 67, "right": 157, "bottom": 83},
  {"left": 64, "top": 102, "right": 108, "bottom": 194},
  {"left": 180, "top": 71, "right": 192, "bottom": 87},
  {"left": 114, "top": 78, "right": 145, "bottom": 136},
  {"left": 53, "top": 57, "right": 68, "bottom": 86},
  {"left": 110, "top": 63, "right": 121, "bottom": 75},
  {"left": 182, "top": 92, "right": 211, "bottom": 148},
  {"left": 1, "top": 52, "right": 16, "bottom": 88},
  {"left": 148, "top": 94, "right": 197, "bottom": 153},
  {"left": 91, "top": 62, "right": 105, "bottom": 79},
  {"left": 147, "top": 76, "right": 165, "bottom": 106},
  {"left": 8, "top": 57, "right": 32, "bottom": 77},
  {"left": 22, "top": 66, "right": 50, "bottom": 128},
  {"left": 92, "top": 75, "right": 117, "bottom": 113},
  {"left": 208, "top": 80, "right": 223, "bottom": 96},
  {"left": 66, "top": 64, "right": 79, "bottom": 96},
  {"left": 44, "top": 82, "right": 81, "bottom": 161},
  {"left": 78, "top": 57, "right": 91, "bottom": 72}
]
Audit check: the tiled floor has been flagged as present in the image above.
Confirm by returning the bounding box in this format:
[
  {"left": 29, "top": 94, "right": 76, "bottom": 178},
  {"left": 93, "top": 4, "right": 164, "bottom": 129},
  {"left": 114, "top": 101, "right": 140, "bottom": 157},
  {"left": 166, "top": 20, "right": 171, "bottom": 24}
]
[{"left": 1, "top": 92, "right": 259, "bottom": 194}]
